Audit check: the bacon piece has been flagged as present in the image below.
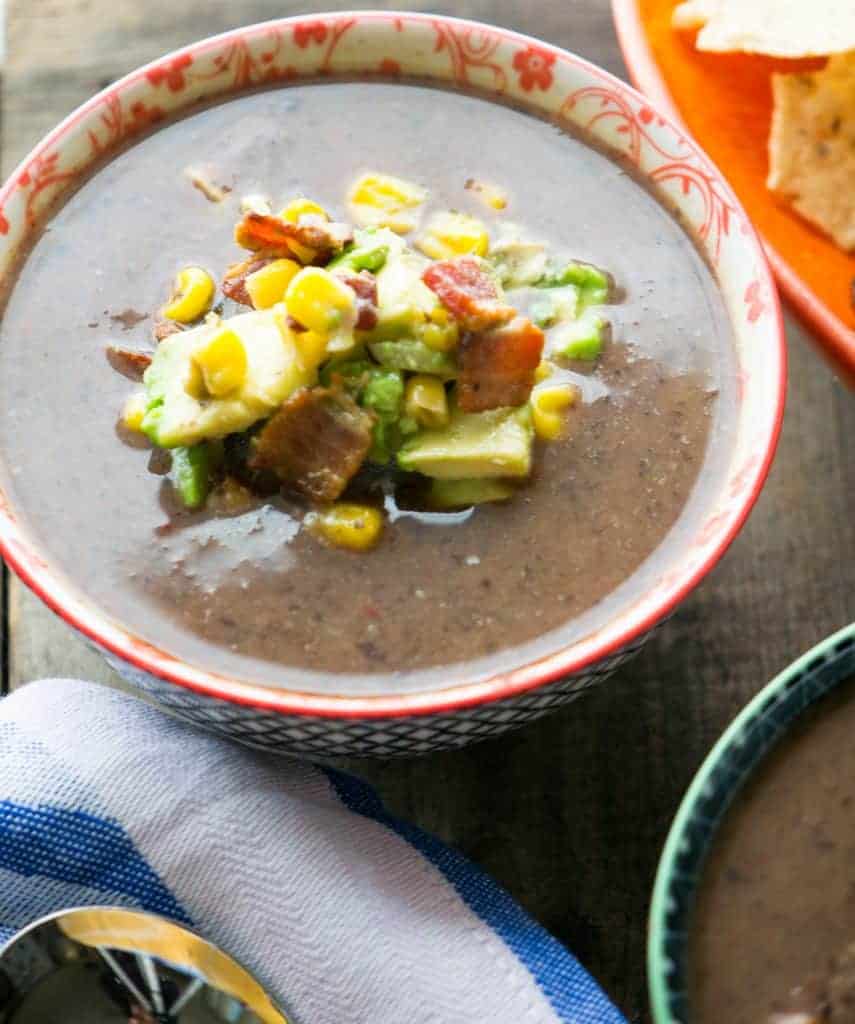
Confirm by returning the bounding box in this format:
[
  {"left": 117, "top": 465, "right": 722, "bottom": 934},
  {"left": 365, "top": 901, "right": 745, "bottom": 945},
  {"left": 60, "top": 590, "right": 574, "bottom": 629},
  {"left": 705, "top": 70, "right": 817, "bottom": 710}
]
[
  {"left": 340, "top": 271, "right": 379, "bottom": 330},
  {"left": 222, "top": 257, "right": 271, "bottom": 306},
  {"left": 250, "top": 388, "right": 375, "bottom": 503},
  {"left": 457, "top": 316, "right": 544, "bottom": 412},
  {"left": 106, "top": 345, "right": 153, "bottom": 380},
  {"left": 422, "top": 256, "right": 516, "bottom": 332},
  {"left": 234, "top": 212, "right": 352, "bottom": 263},
  {"left": 153, "top": 320, "right": 185, "bottom": 343}
]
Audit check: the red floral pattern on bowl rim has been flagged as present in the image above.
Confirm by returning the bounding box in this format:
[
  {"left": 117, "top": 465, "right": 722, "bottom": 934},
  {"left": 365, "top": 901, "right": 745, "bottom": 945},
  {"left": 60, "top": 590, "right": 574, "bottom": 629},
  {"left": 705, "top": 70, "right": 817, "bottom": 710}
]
[{"left": 0, "top": 12, "right": 785, "bottom": 720}]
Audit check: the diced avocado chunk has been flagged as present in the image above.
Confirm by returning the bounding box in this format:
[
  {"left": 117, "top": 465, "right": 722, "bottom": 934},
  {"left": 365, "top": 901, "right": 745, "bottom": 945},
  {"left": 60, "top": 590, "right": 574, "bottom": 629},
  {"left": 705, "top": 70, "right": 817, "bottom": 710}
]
[
  {"left": 141, "top": 309, "right": 314, "bottom": 448},
  {"left": 428, "top": 477, "right": 515, "bottom": 508},
  {"left": 552, "top": 310, "right": 606, "bottom": 361},
  {"left": 328, "top": 227, "right": 401, "bottom": 274},
  {"left": 489, "top": 238, "right": 548, "bottom": 289},
  {"left": 171, "top": 444, "right": 211, "bottom": 509},
  {"left": 319, "top": 359, "right": 374, "bottom": 394},
  {"left": 362, "top": 369, "right": 404, "bottom": 418},
  {"left": 362, "top": 369, "right": 405, "bottom": 464},
  {"left": 319, "top": 361, "right": 407, "bottom": 464},
  {"left": 369, "top": 339, "right": 457, "bottom": 379},
  {"left": 369, "top": 418, "right": 402, "bottom": 465},
  {"left": 537, "top": 261, "right": 610, "bottom": 306},
  {"left": 529, "top": 286, "right": 580, "bottom": 329},
  {"left": 370, "top": 249, "right": 440, "bottom": 339},
  {"left": 398, "top": 405, "right": 533, "bottom": 479},
  {"left": 318, "top": 359, "right": 404, "bottom": 417}
]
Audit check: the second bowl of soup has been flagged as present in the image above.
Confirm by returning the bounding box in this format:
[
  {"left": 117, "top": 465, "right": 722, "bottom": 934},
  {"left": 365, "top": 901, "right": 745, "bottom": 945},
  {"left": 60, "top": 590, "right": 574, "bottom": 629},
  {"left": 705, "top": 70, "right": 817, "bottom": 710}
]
[{"left": 650, "top": 623, "right": 855, "bottom": 1024}]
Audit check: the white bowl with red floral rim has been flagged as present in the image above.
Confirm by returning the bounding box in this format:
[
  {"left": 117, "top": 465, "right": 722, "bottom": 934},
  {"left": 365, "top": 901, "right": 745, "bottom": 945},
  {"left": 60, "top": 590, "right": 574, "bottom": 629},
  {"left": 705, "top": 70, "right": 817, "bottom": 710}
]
[{"left": 0, "top": 12, "right": 784, "bottom": 757}]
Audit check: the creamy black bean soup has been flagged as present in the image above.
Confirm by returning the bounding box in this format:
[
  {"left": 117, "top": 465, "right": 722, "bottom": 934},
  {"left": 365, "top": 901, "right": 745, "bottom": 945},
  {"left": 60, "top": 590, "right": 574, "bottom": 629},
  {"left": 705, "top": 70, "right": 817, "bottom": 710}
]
[
  {"left": 0, "top": 82, "right": 735, "bottom": 693},
  {"left": 691, "top": 675, "right": 855, "bottom": 1024}
]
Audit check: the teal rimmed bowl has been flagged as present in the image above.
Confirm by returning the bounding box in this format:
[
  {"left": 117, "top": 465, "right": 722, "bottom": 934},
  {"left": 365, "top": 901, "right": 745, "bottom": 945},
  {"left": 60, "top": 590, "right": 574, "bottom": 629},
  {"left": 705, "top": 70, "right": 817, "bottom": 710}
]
[{"left": 648, "top": 621, "right": 855, "bottom": 1024}]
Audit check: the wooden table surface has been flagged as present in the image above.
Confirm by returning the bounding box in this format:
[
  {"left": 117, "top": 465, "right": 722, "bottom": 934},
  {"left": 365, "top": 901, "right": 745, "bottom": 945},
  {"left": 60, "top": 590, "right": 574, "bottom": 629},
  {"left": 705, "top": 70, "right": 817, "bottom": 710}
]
[{"left": 3, "top": 1, "right": 853, "bottom": 1019}]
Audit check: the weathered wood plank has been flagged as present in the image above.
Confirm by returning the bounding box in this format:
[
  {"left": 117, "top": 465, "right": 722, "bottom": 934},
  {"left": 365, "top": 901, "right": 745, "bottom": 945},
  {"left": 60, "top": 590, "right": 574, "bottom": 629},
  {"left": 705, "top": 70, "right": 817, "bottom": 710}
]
[
  {"left": 3, "top": 1, "right": 854, "bottom": 1020},
  {"left": 7, "top": 583, "right": 121, "bottom": 689}
]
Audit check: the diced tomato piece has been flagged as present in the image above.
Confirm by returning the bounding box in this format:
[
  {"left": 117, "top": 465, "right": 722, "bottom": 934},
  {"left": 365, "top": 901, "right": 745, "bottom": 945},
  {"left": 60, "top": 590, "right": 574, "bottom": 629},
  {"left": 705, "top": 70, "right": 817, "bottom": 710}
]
[
  {"left": 422, "top": 256, "right": 515, "bottom": 331},
  {"left": 458, "top": 316, "right": 544, "bottom": 412}
]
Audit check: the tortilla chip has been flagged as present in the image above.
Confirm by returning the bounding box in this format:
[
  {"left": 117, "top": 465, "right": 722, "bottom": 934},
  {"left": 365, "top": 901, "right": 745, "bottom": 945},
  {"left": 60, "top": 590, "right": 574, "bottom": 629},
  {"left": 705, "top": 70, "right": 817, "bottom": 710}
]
[
  {"left": 672, "top": 0, "right": 855, "bottom": 57},
  {"left": 768, "top": 52, "right": 855, "bottom": 252}
]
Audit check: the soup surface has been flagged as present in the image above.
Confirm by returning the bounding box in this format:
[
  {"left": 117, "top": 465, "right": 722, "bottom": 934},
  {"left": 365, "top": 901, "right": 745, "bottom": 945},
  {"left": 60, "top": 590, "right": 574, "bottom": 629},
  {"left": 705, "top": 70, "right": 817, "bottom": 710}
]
[
  {"left": 691, "top": 674, "right": 855, "bottom": 1024},
  {"left": 0, "top": 82, "right": 735, "bottom": 693}
]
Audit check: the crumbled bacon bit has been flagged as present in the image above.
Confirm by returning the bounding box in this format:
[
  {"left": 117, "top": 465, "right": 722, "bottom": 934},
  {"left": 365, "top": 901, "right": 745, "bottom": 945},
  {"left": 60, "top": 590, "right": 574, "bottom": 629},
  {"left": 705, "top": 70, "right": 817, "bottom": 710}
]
[
  {"left": 153, "top": 320, "right": 185, "bottom": 342},
  {"left": 106, "top": 345, "right": 153, "bottom": 380},
  {"left": 234, "top": 212, "right": 352, "bottom": 264},
  {"left": 222, "top": 257, "right": 271, "bottom": 306},
  {"left": 286, "top": 315, "right": 308, "bottom": 333},
  {"left": 340, "top": 271, "right": 379, "bottom": 330},
  {"left": 422, "top": 257, "right": 515, "bottom": 332},
  {"left": 110, "top": 308, "right": 148, "bottom": 331},
  {"left": 250, "top": 388, "right": 375, "bottom": 503},
  {"left": 457, "top": 316, "right": 544, "bottom": 412},
  {"left": 186, "top": 167, "right": 231, "bottom": 203}
]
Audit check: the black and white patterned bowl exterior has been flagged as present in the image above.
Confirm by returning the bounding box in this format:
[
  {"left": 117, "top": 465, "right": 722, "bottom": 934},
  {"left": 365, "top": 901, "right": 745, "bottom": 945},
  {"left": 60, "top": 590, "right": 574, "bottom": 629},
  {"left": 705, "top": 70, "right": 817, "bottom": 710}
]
[{"left": 101, "top": 635, "right": 648, "bottom": 758}]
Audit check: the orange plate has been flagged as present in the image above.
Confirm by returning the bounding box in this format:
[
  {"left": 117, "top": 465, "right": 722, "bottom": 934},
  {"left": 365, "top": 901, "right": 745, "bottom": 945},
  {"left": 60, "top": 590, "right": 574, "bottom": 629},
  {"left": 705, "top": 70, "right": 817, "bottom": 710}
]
[{"left": 612, "top": 0, "right": 855, "bottom": 384}]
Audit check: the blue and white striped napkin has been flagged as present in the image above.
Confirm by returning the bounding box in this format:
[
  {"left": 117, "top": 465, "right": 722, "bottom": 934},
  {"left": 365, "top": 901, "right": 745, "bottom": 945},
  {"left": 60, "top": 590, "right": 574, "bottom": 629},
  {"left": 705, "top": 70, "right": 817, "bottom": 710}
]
[{"left": 0, "top": 679, "right": 624, "bottom": 1024}]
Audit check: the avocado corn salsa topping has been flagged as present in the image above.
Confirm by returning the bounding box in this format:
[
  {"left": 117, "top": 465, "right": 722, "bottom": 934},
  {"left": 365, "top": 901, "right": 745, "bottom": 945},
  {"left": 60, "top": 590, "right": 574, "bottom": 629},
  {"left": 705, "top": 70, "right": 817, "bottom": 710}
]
[{"left": 116, "top": 173, "right": 614, "bottom": 552}]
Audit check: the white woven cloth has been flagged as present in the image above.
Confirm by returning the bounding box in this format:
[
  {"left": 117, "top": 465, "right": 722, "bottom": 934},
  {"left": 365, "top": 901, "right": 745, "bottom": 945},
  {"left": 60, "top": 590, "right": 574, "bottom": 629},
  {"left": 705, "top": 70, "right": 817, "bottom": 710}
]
[{"left": 0, "top": 679, "right": 624, "bottom": 1024}]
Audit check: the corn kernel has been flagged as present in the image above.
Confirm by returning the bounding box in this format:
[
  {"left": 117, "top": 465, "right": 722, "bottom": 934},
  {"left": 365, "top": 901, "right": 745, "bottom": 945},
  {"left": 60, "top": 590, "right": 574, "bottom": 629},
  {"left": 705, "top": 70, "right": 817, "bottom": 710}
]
[
  {"left": 245, "top": 258, "right": 301, "bottom": 310},
  {"left": 307, "top": 503, "right": 384, "bottom": 552},
  {"left": 404, "top": 375, "right": 449, "bottom": 428},
  {"left": 162, "top": 267, "right": 216, "bottom": 323},
  {"left": 184, "top": 359, "right": 207, "bottom": 400},
  {"left": 421, "top": 320, "right": 459, "bottom": 353},
  {"left": 122, "top": 390, "right": 147, "bottom": 432},
  {"left": 348, "top": 172, "right": 426, "bottom": 234},
  {"left": 534, "top": 360, "right": 553, "bottom": 382},
  {"left": 285, "top": 267, "right": 356, "bottom": 334},
  {"left": 467, "top": 179, "right": 508, "bottom": 210},
  {"left": 192, "top": 328, "right": 247, "bottom": 397},
  {"left": 278, "top": 200, "right": 324, "bottom": 264},
  {"left": 295, "top": 329, "right": 329, "bottom": 372},
  {"left": 535, "top": 386, "right": 577, "bottom": 414},
  {"left": 417, "top": 211, "right": 490, "bottom": 261},
  {"left": 280, "top": 197, "right": 329, "bottom": 223},
  {"left": 484, "top": 188, "right": 508, "bottom": 211},
  {"left": 531, "top": 385, "right": 577, "bottom": 441}
]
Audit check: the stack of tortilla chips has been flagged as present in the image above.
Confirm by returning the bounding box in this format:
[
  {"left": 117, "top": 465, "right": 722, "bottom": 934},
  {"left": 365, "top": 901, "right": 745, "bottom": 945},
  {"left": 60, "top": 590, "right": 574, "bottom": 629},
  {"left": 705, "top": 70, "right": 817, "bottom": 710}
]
[{"left": 673, "top": 0, "right": 855, "bottom": 252}]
